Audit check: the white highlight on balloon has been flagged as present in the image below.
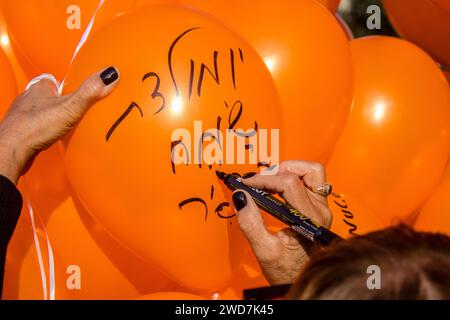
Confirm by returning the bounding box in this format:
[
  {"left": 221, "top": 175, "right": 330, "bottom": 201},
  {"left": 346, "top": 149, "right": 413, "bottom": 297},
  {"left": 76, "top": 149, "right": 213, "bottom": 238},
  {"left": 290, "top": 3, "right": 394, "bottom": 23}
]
[
  {"left": 264, "top": 56, "right": 277, "bottom": 73},
  {"left": 372, "top": 101, "right": 387, "bottom": 123},
  {"left": 171, "top": 96, "right": 184, "bottom": 115},
  {"left": 0, "top": 33, "right": 10, "bottom": 48}
]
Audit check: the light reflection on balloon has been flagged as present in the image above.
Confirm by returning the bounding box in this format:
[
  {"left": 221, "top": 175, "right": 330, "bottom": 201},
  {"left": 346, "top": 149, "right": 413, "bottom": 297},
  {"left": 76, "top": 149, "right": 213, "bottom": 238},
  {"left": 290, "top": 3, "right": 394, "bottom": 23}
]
[
  {"left": 170, "top": 96, "right": 184, "bottom": 115},
  {"left": 371, "top": 101, "right": 388, "bottom": 124},
  {"left": 263, "top": 56, "right": 277, "bottom": 74},
  {"left": 1, "top": 33, "right": 9, "bottom": 47}
]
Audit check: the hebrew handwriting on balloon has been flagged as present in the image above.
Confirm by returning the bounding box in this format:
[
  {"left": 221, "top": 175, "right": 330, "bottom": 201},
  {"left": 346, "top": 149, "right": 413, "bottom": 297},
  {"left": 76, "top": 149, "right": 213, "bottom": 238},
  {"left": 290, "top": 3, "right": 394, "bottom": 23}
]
[
  {"left": 178, "top": 197, "right": 234, "bottom": 222},
  {"left": 106, "top": 102, "right": 143, "bottom": 142},
  {"left": 106, "top": 27, "right": 246, "bottom": 141},
  {"left": 104, "top": 27, "right": 256, "bottom": 224},
  {"left": 142, "top": 72, "right": 166, "bottom": 115},
  {"left": 332, "top": 194, "right": 359, "bottom": 236}
]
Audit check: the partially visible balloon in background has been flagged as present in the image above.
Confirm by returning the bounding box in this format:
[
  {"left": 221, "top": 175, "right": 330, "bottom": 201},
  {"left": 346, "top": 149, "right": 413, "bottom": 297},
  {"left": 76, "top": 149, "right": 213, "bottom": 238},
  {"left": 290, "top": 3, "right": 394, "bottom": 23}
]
[
  {"left": 336, "top": 13, "right": 354, "bottom": 40},
  {"left": 0, "top": 45, "right": 17, "bottom": 117},
  {"left": 44, "top": 196, "right": 176, "bottom": 299},
  {"left": 0, "top": 0, "right": 137, "bottom": 80},
  {"left": 316, "top": 0, "right": 341, "bottom": 12},
  {"left": 136, "top": 292, "right": 206, "bottom": 300},
  {"left": 137, "top": 0, "right": 176, "bottom": 6},
  {"left": 3, "top": 195, "right": 75, "bottom": 300},
  {"left": 5, "top": 145, "right": 176, "bottom": 299},
  {"left": 328, "top": 37, "right": 450, "bottom": 226},
  {"left": 218, "top": 249, "right": 269, "bottom": 300},
  {"left": 415, "top": 174, "right": 450, "bottom": 236},
  {"left": 175, "top": 0, "right": 220, "bottom": 12},
  {"left": 176, "top": 0, "right": 341, "bottom": 13},
  {"left": 0, "top": 11, "right": 29, "bottom": 91},
  {"left": 206, "top": 0, "right": 354, "bottom": 163},
  {"left": 383, "top": 0, "right": 450, "bottom": 69},
  {"left": 442, "top": 68, "right": 450, "bottom": 86}
]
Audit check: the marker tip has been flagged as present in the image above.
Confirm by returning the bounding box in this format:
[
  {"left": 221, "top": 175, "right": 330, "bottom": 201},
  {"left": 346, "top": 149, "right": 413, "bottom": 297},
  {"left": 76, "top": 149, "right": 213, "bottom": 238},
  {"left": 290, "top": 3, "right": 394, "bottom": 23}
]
[{"left": 216, "top": 171, "right": 226, "bottom": 180}]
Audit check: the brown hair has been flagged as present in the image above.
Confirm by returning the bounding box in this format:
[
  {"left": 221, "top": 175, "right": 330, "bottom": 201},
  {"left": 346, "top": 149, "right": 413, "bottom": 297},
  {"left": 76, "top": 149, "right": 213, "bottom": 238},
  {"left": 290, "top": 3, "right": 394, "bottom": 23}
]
[{"left": 289, "top": 225, "right": 450, "bottom": 300}]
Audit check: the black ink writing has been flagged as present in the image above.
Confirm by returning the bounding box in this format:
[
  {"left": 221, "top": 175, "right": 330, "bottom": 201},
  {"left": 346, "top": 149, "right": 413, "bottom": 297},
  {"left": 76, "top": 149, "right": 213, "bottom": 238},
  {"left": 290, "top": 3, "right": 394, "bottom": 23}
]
[{"left": 106, "top": 102, "right": 143, "bottom": 141}]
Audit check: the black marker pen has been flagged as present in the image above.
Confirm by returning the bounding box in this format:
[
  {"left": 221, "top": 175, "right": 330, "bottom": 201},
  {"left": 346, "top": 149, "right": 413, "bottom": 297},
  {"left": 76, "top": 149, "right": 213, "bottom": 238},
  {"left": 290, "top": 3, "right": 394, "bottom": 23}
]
[{"left": 216, "top": 171, "right": 342, "bottom": 246}]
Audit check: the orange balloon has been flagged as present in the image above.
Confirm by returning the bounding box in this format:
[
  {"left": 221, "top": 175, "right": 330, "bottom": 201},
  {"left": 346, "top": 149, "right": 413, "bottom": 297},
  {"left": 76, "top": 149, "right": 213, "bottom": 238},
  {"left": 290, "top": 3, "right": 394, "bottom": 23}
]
[
  {"left": 0, "top": 0, "right": 136, "bottom": 80},
  {"left": 8, "top": 153, "right": 175, "bottom": 300},
  {"left": 137, "top": 292, "right": 206, "bottom": 300},
  {"left": 327, "top": 37, "right": 450, "bottom": 226},
  {"left": 207, "top": 0, "right": 353, "bottom": 163},
  {"left": 329, "top": 193, "right": 385, "bottom": 239},
  {"left": 415, "top": 175, "right": 450, "bottom": 236},
  {"left": 3, "top": 191, "right": 75, "bottom": 300},
  {"left": 0, "top": 46, "right": 17, "bottom": 117},
  {"left": 431, "top": 0, "right": 450, "bottom": 14},
  {"left": 219, "top": 249, "right": 269, "bottom": 300},
  {"left": 44, "top": 197, "right": 176, "bottom": 299},
  {"left": 175, "top": 0, "right": 222, "bottom": 12},
  {"left": 10, "top": 147, "right": 176, "bottom": 299},
  {"left": 177, "top": 0, "right": 341, "bottom": 13},
  {"left": 443, "top": 69, "right": 450, "bottom": 86},
  {"left": 0, "top": 11, "right": 30, "bottom": 91},
  {"left": 383, "top": 0, "right": 450, "bottom": 68},
  {"left": 336, "top": 14, "right": 354, "bottom": 40},
  {"left": 62, "top": 5, "right": 282, "bottom": 293},
  {"left": 137, "top": 0, "right": 176, "bottom": 5},
  {"left": 316, "top": 0, "right": 341, "bottom": 12},
  {"left": 23, "top": 144, "right": 69, "bottom": 216}
]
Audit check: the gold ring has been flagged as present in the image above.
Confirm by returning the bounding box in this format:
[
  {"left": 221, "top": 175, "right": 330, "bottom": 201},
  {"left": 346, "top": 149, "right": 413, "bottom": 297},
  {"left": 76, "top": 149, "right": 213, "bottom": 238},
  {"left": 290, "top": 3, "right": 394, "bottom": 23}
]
[{"left": 315, "top": 183, "right": 333, "bottom": 197}]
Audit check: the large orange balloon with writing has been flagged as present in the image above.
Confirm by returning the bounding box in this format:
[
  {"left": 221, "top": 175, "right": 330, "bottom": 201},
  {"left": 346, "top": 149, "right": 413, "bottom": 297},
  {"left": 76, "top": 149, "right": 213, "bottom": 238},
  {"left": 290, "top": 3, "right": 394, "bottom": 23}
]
[
  {"left": 415, "top": 175, "right": 450, "bottom": 236},
  {"left": 205, "top": 0, "right": 353, "bottom": 163},
  {"left": 383, "top": 0, "right": 450, "bottom": 68},
  {"left": 327, "top": 37, "right": 450, "bottom": 226},
  {"left": 0, "top": 0, "right": 136, "bottom": 80},
  {"left": 329, "top": 193, "right": 385, "bottom": 239},
  {"left": 62, "top": 5, "right": 282, "bottom": 293},
  {"left": 0, "top": 46, "right": 17, "bottom": 117}
]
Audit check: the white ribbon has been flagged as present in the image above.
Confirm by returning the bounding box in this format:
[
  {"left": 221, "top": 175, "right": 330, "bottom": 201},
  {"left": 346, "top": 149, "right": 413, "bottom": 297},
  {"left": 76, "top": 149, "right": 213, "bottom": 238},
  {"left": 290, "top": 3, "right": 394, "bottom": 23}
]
[
  {"left": 26, "top": 199, "right": 49, "bottom": 300},
  {"left": 59, "top": 0, "right": 106, "bottom": 94},
  {"left": 26, "top": 0, "right": 106, "bottom": 300},
  {"left": 25, "top": 73, "right": 60, "bottom": 92}
]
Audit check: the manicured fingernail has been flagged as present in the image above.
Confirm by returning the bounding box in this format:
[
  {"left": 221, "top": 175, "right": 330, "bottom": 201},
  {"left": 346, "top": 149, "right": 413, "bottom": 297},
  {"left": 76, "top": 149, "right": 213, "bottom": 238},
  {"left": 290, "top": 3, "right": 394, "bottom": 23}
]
[
  {"left": 243, "top": 172, "right": 257, "bottom": 179},
  {"left": 233, "top": 191, "right": 247, "bottom": 211},
  {"left": 100, "top": 67, "right": 119, "bottom": 86}
]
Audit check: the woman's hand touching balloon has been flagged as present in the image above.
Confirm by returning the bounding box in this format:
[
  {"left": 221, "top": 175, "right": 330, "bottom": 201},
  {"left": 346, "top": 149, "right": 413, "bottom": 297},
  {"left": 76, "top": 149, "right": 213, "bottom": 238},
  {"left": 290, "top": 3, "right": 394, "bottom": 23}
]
[
  {"left": 0, "top": 67, "right": 120, "bottom": 184},
  {"left": 232, "top": 161, "right": 333, "bottom": 285}
]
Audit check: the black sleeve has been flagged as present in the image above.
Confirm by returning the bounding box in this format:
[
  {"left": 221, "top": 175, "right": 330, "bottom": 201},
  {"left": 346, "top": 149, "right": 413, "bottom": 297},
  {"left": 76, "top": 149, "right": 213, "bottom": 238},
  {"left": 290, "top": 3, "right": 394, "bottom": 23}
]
[{"left": 0, "top": 175, "right": 23, "bottom": 299}]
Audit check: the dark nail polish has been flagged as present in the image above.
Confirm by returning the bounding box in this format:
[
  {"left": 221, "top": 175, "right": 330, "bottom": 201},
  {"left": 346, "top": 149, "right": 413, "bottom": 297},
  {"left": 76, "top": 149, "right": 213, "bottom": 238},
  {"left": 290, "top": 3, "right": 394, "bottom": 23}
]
[
  {"left": 100, "top": 67, "right": 118, "bottom": 86},
  {"left": 243, "top": 172, "right": 257, "bottom": 179},
  {"left": 233, "top": 191, "right": 247, "bottom": 211}
]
